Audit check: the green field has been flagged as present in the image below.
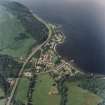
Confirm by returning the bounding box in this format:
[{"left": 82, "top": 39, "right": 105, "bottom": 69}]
[
  {"left": 0, "top": 5, "right": 35, "bottom": 57},
  {"left": 0, "top": 99, "right": 5, "bottom": 105},
  {"left": 0, "top": 88, "right": 4, "bottom": 97},
  {"left": 66, "top": 82, "right": 102, "bottom": 105},
  {"left": 32, "top": 74, "right": 60, "bottom": 105},
  {"left": 0, "top": 88, "right": 5, "bottom": 105},
  {"left": 15, "top": 78, "right": 29, "bottom": 104}
]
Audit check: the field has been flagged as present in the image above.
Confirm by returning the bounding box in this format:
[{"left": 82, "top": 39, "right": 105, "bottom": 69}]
[
  {"left": 0, "top": 5, "right": 35, "bottom": 57},
  {"left": 15, "top": 78, "right": 29, "bottom": 104},
  {"left": 66, "top": 82, "right": 102, "bottom": 105},
  {"left": 32, "top": 74, "right": 60, "bottom": 105},
  {"left": 0, "top": 99, "right": 5, "bottom": 105},
  {"left": 0, "top": 88, "right": 5, "bottom": 105},
  {"left": 0, "top": 88, "right": 4, "bottom": 97}
]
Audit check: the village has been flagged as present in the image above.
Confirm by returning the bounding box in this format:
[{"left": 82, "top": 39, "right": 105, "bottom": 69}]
[
  {"left": 7, "top": 25, "right": 80, "bottom": 97},
  {"left": 22, "top": 25, "right": 80, "bottom": 79}
]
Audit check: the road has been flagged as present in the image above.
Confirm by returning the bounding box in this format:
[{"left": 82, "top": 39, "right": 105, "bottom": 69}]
[{"left": 6, "top": 14, "right": 52, "bottom": 105}]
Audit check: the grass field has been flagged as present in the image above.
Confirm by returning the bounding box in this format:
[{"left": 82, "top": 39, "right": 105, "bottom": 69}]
[
  {"left": 0, "top": 88, "right": 5, "bottom": 105},
  {"left": 15, "top": 78, "right": 29, "bottom": 104},
  {"left": 0, "top": 99, "right": 5, "bottom": 105},
  {"left": 0, "top": 5, "right": 35, "bottom": 57},
  {"left": 0, "top": 88, "right": 4, "bottom": 97},
  {"left": 32, "top": 74, "right": 60, "bottom": 105},
  {"left": 66, "top": 82, "right": 102, "bottom": 105}
]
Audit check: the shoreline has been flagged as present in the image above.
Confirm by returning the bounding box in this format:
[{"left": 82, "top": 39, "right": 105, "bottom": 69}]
[
  {"left": 29, "top": 8, "right": 105, "bottom": 78},
  {"left": 5, "top": 3, "right": 105, "bottom": 105},
  {"left": 7, "top": 0, "right": 105, "bottom": 78},
  {"left": 54, "top": 25, "right": 105, "bottom": 77}
]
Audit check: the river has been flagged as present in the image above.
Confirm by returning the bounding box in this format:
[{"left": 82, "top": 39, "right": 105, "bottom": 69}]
[{"left": 8, "top": 0, "right": 105, "bottom": 74}]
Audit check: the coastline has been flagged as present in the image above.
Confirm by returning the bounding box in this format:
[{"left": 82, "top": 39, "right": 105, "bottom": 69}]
[
  {"left": 31, "top": 11, "right": 105, "bottom": 77},
  {"left": 53, "top": 26, "right": 84, "bottom": 74},
  {"left": 5, "top": 2, "right": 105, "bottom": 105},
  {"left": 54, "top": 25, "right": 105, "bottom": 77}
]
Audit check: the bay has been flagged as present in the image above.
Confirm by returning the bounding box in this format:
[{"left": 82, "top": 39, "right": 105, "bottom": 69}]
[{"left": 9, "top": 0, "right": 105, "bottom": 74}]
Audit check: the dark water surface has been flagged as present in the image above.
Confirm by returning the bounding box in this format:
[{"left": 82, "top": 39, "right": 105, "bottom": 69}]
[{"left": 10, "top": 0, "right": 105, "bottom": 74}]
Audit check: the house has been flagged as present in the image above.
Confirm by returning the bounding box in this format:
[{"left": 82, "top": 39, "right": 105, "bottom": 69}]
[{"left": 23, "top": 72, "right": 32, "bottom": 77}]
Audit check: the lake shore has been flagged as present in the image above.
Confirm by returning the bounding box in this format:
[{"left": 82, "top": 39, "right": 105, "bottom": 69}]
[{"left": 54, "top": 25, "right": 105, "bottom": 77}]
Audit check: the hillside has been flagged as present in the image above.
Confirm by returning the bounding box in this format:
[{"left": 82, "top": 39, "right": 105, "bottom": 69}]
[
  {"left": 0, "top": 1, "right": 48, "bottom": 96},
  {"left": 0, "top": 1, "right": 48, "bottom": 57}
]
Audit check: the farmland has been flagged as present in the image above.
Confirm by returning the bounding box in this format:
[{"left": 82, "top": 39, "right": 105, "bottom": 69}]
[
  {"left": 66, "top": 81, "right": 102, "bottom": 105},
  {"left": 15, "top": 78, "right": 29, "bottom": 104},
  {"left": 32, "top": 74, "right": 60, "bottom": 105},
  {"left": 0, "top": 88, "right": 5, "bottom": 105}
]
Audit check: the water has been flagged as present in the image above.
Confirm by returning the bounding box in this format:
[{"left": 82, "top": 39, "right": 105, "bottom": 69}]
[{"left": 8, "top": 0, "right": 105, "bottom": 74}]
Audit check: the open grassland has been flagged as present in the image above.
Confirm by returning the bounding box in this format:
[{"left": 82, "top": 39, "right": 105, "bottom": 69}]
[
  {"left": 0, "top": 88, "right": 5, "bottom": 105},
  {"left": 0, "top": 88, "right": 4, "bottom": 97},
  {"left": 32, "top": 74, "right": 60, "bottom": 105},
  {"left": 15, "top": 78, "right": 29, "bottom": 104},
  {"left": 66, "top": 82, "right": 102, "bottom": 105},
  {"left": 0, "top": 5, "right": 35, "bottom": 57},
  {"left": 0, "top": 99, "right": 5, "bottom": 105}
]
